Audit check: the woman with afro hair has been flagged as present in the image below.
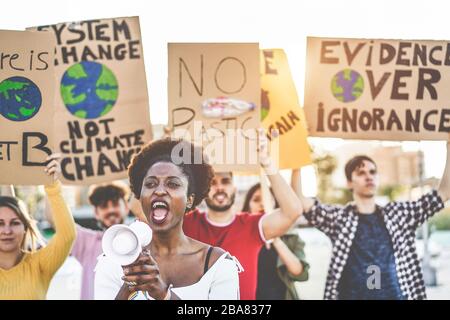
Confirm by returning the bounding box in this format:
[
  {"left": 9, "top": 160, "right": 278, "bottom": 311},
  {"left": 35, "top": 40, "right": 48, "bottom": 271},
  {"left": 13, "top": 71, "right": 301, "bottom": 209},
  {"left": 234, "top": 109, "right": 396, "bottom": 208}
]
[{"left": 94, "top": 138, "right": 240, "bottom": 300}]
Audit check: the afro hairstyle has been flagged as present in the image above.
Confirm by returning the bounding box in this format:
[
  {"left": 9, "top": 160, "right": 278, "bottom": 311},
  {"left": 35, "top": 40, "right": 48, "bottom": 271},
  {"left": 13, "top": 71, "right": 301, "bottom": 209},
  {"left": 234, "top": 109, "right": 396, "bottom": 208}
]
[{"left": 127, "top": 138, "right": 214, "bottom": 209}]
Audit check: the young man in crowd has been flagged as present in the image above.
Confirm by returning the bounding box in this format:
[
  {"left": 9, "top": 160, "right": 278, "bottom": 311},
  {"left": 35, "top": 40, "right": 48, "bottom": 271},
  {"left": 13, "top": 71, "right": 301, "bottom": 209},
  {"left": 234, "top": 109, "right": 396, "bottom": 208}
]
[
  {"left": 47, "top": 182, "right": 131, "bottom": 300},
  {"left": 293, "top": 138, "right": 450, "bottom": 300},
  {"left": 183, "top": 132, "right": 303, "bottom": 300}
]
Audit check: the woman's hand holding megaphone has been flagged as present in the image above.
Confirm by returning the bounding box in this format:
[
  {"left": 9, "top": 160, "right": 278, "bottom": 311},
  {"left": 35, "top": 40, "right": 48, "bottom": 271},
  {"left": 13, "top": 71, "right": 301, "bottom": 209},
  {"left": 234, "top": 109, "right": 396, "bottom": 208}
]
[{"left": 121, "top": 249, "right": 172, "bottom": 300}]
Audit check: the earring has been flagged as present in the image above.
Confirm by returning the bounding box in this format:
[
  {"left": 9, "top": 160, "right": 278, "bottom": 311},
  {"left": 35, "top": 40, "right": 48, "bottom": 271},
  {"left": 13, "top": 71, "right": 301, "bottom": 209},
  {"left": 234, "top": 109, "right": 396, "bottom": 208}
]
[{"left": 186, "top": 194, "right": 195, "bottom": 209}]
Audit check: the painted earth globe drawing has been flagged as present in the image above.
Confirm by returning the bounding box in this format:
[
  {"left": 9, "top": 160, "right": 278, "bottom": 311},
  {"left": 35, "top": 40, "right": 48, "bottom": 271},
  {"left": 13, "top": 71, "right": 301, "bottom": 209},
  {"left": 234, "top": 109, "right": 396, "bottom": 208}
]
[
  {"left": 331, "top": 69, "right": 364, "bottom": 103},
  {"left": 0, "top": 76, "right": 42, "bottom": 121},
  {"left": 60, "top": 61, "right": 119, "bottom": 119},
  {"left": 261, "top": 89, "right": 270, "bottom": 121}
]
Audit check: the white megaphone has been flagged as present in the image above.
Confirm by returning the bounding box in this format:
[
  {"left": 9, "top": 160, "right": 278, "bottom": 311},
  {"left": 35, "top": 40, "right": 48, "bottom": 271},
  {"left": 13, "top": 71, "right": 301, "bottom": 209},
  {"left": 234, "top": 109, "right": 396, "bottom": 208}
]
[{"left": 102, "top": 220, "right": 153, "bottom": 266}]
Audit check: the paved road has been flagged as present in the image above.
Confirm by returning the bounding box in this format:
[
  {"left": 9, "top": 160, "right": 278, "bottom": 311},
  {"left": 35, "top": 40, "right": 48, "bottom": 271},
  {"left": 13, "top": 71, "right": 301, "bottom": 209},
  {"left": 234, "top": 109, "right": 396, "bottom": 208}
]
[
  {"left": 296, "top": 228, "right": 450, "bottom": 300},
  {"left": 46, "top": 228, "right": 450, "bottom": 300}
]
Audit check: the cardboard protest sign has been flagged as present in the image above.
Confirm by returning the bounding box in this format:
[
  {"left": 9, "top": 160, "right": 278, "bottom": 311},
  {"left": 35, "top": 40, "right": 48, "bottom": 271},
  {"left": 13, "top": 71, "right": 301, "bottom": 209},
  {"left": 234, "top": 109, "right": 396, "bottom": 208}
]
[
  {"left": 28, "top": 16, "right": 152, "bottom": 185},
  {"left": 168, "top": 43, "right": 261, "bottom": 172},
  {"left": 304, "top": 37, "right": 450, "bottom": 140},
  {"left": 0, "top": 30, "right": 55, "bottom": 185},
  {"left": 261, "top": 49, "right": 312, "bottom": 169}
]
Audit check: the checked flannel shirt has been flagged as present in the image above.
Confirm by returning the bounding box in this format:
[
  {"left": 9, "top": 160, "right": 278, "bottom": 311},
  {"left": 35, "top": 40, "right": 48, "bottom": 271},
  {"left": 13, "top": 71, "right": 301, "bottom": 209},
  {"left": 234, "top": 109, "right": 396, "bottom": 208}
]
[{"left": 304, "top": 190, "right": 445, "bottom": 300}]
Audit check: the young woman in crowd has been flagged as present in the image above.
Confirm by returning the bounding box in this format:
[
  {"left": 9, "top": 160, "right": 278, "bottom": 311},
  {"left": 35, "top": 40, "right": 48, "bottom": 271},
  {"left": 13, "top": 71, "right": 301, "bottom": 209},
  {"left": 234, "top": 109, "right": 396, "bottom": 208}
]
[
  {"left": 0, "top": 154, "right": 76, "bottom": 299},
  {"left": 95, "top": 138, "right": 240, "bottom": 300},
  {"left": 243, "top": 173, "right": 309, "bottom": 300}
]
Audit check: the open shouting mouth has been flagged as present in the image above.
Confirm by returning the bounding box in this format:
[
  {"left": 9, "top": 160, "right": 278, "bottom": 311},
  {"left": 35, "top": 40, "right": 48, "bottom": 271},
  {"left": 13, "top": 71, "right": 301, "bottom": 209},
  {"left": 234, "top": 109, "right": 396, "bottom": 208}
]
[{"left": 151, "top": 200, "right": 170, "bottom": 225}]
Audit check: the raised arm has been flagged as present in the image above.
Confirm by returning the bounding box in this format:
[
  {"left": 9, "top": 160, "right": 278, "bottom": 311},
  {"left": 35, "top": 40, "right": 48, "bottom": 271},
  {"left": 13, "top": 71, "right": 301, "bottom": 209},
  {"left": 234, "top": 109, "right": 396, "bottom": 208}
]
[
  {"left": 272, "top": 237, "right": 304, "bottom": 277},
  {"left": 36, "top": 154, "right": 76, "bottom": 279},
  {"left": 291, "top": 166, "right": 341, "bottom": 237},
  {"left": 385, "top": 140, "right": 449, "bottom": 230},
  {"left": 258, "top": 130, "right": 303, "bottom": 240},
  {"left": 291, "top": 168, "right": 315, "bottom": 212}
]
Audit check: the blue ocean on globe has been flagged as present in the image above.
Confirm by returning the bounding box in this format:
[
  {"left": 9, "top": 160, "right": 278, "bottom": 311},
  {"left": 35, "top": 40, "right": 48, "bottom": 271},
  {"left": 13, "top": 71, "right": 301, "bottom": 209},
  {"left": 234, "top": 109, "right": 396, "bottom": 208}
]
[
  {"left": 0, "top": 76, "right": 42, "bottom": 121},
  {"left": 60, "top": 61, "right": 119, "bottom": 119}
]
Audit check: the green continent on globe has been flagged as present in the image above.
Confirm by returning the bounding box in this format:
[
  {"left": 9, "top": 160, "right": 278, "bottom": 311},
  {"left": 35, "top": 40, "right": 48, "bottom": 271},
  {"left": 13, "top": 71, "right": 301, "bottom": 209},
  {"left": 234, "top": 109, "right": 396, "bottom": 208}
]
[
  {"left": 60, "top": 61, "right": 119, "bottom": 119},
  {"left": 331, "top": 69, "right": 364, "bottom": 103},
  {"left": 19, "top": 106, "right": 36, "bottom": 117},
  {"left": 60, "top": 84, "right": 87, "bottom": 105},
  {"left": 100, "top": 103, "right": 114, "bottom": 116},
  {"left": 5, "top": 107, "right": 36, "bottom": 119},
  {"left": 67, "top": 63, "right": 88, "bottom": 79},
  {"left": 0, "top": 80, "right": 29, "bottom": 99},
  {"left": 0, "top": 76, "right": 41, "bottom": 121},
  {"left": 74, "top": 110, "right": 88, "bottom": 118},
  {"left": 96, "top": 65, "right": 119, "bottom": 101},
  {"left": 261, "top": 108, "right": 269, "bottom": 121}
]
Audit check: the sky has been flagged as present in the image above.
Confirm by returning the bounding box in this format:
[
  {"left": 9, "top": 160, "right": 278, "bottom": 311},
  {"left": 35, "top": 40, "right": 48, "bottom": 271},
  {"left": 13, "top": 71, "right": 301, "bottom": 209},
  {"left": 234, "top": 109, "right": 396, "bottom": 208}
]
[{"left": 1, "top": 0, "right": 449, "bottom": 182}]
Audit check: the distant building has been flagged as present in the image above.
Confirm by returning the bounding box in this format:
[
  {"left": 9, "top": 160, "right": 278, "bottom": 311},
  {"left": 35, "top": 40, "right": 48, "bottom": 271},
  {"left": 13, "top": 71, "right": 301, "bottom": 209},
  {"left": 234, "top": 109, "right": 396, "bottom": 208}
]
[{"left": 332, "top": 142, "right": 422, "bottom": 188}]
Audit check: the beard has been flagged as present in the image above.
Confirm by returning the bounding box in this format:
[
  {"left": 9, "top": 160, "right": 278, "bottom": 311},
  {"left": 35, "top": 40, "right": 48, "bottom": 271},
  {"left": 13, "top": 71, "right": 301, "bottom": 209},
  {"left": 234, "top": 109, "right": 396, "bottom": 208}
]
[
  {"left": 97, "top": 212, "right": 124, "bottom": 230},
  {"left": 205, "top": 193, "right": 236, "bottom": 212}
]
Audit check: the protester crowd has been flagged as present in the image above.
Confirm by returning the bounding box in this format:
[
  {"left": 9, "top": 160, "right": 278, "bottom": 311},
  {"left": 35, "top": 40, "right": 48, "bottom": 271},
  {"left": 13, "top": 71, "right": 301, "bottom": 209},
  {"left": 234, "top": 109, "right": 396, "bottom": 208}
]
[{"left": 1, "top": 132, "right": 449, "bottom": 300}]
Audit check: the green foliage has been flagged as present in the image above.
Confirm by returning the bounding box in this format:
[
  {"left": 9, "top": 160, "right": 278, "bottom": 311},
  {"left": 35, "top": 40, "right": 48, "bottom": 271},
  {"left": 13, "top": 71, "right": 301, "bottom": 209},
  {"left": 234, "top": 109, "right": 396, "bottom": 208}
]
[
  {"left": 312, "top": 151, "right": 352, "bottom": 204},
  {"left": 14, "top": 186, "right": 44, "bottom": 219},
  {"left": 429, "top": 208, "right": 450, "bottom": 231},
  {"left": 313, "top": 153, "right": 337, "bottom": 203},
  {"left": 331, "top": 188, "right": 353, "bottom": 205},
  {"left": 378, "top": 185, "right": 407, "bottom": 202},
  {"left": 311, "top": 151, "right": 422, "bottom": 215}
]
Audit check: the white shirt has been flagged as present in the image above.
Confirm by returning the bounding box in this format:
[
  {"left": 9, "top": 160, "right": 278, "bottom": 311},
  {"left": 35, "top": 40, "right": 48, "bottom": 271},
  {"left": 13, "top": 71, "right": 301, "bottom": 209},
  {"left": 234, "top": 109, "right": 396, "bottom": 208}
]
[{"left": 94, "top": 252, "right": 240, "bottom": 300}]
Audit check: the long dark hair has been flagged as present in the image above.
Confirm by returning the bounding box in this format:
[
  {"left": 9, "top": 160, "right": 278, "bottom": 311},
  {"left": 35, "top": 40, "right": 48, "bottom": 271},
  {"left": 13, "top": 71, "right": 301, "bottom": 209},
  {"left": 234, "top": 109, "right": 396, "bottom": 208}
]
[{"left": 242, "top": 183, "right": 279, "bottom": 213}]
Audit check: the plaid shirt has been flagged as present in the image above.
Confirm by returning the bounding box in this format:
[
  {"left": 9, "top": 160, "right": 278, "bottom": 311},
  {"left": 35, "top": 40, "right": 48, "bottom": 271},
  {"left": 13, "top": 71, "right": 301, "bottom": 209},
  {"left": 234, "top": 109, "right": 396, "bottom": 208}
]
[{"left": 304, "top": 190, "right": 445, "bottom": 300}]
